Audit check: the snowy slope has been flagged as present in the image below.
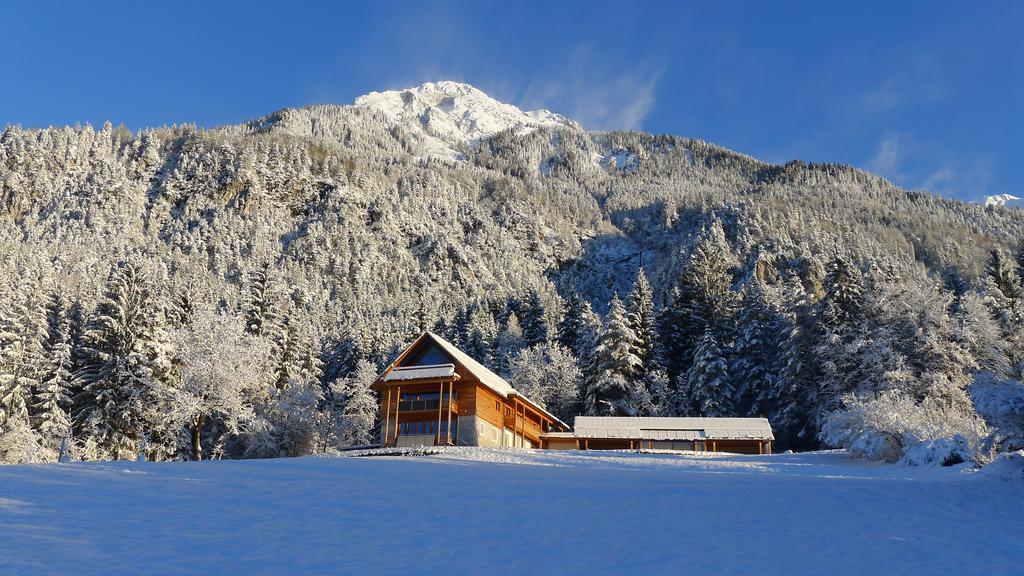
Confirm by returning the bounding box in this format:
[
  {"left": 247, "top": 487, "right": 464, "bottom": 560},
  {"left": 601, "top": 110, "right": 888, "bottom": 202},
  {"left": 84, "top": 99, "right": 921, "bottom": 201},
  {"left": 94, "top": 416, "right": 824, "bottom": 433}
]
[{"left": 1, "top": 449, "right": 1021, "bottom": 575}]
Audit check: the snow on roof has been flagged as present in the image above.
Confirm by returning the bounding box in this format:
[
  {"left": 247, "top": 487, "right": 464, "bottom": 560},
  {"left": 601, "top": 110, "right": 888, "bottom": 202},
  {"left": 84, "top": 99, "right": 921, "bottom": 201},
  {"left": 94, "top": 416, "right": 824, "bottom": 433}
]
[
  {"left": 571, "top": 417, "right": 774, "bottom": 441},
  {"left": 382, "top": 364, "right": 457, "bottom": 382},
  {"left": 425, "top": 331, "right": 516, "bottom": 397},
  {"left": 374, "top": 331, "right": 569, "bottom": 430},
  {"left": 424, "top": 332, "right": 568, "bottom": 430}
]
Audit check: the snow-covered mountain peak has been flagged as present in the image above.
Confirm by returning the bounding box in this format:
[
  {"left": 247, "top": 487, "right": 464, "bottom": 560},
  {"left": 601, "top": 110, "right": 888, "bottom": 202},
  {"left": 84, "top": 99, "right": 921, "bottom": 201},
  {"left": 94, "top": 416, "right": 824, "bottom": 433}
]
[
  {"left": 351, "top": 81, "right": 580, "bottom": 158},
  {"left": 984, "top": 193, "right": 1022, "bottom": 208}
]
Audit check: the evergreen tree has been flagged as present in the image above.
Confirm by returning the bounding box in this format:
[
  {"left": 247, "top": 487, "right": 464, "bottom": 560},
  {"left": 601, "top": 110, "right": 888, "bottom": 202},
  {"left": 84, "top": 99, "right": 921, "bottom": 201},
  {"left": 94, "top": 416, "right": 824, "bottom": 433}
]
[
  {"left": 584, "top": 295, "right": 642, "bottom": 416},
  {"left": 731, "top": 280, "right": 785, "bottom": 416},
  {"left": 463, "top": 304, "right": 498, "bottom": 365},
  {"left": 33, "top": 292, "right": 74, "bottom": 455},
  {"left": 626, "top": 268, "right": 657, "bottom": 375},
  {"left": 520, "top": 289, "right": 549, "bottom": 347},
  {"left": 244, "top": 264, "right": 278, "bottom": 337},
  {"left": 494, "top": 314, "right": 524, "bottom": 377},
  {"left": 0, "top": 283, "right": 48, "bottom": 461},
  {"left": 987, "top": 247, "right": 1021, "bottom": 302},
  {"left": 682, "top": 326, "right": 733, "bottom": 416},
  {"left": 74, "top": 261, "right": 176, "bottom": 460},
  {"left": 557, "top": 293, "right": 599, "bottom": 361},
  {"left": 808, "top": 256, "right": 866, "bottom": 427},
  {"left": 659, "top": 218, "right": 738, "bottom": 385}
]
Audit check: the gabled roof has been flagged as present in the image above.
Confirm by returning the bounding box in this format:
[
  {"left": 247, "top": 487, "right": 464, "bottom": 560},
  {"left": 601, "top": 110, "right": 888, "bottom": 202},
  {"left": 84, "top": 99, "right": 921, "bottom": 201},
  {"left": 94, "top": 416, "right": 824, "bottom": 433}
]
[
  {"left": 424, "top": 331, "right": 515, "bottom": 397},
  {"left": 570, "top": 416, "right": 774, "bottom": 441},
  {"left": 374, "top": 331, "right": 568, "bottom": 430}
]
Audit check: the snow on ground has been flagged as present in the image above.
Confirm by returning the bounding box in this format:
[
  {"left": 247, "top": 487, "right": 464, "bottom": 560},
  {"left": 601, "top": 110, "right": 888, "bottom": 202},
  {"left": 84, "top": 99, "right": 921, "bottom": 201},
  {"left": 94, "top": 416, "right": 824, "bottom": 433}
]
[{"left": 1, "top": 449, "right": 1021, "bottom": 575}]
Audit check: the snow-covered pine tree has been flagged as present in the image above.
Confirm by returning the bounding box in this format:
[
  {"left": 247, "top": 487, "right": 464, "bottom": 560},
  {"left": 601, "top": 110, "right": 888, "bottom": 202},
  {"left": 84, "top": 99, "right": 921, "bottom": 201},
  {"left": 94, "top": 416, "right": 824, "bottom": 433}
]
[
  {"left": 167, "top": 277, "right": 197, "bottom": 329},
  {"left": 251, "top": 314, "right": 325, "bottom": 457},
  {"left": 683, "top": 325, "right": 733, "bottom": 417},
  {"left": 584, "top": 295, "right": 642, "bottom": 416},
  {"left": 74, "top": 260, "right": 177, "bottom": 461},
  {"left": 659, "top": 218, "right": 738, "bottom": 386},
  {"left": 988, "top": 247, "right": 1022, "bottom": 302},
  {"left": 0, "top": 289, "right": 43, "bottom": 463},
  {"left": 272, "top": 314, "right": 301, "bottom": 391},
  {"left": 556, "top": 293, "right": 599, "bottom": 363},
  {"left": 321, "top": 331, "right": 362, "bottom": 384},
  {"left": 463, "top": 303, "right": 498, "bottom": 366},
  {"left": 520, "top": 289, "right": 549, "bottom": 347},
  {"left": 731, "top": 279, "right": 785, "bottom": 416},
  {"left": 808, "top": 256, "right": 866, "bottom": 427},
  {"left": 244, "top": 264, "right": 279, "bottom": 337},
  {"left": 626, "top": 268, "right": 656, "bottom": 375},
  {"left": 494, "top": 314, "right": 524, "bottom": 377},
  {"left": 32, "top": 291, "right": 74, "bottom": 456}
]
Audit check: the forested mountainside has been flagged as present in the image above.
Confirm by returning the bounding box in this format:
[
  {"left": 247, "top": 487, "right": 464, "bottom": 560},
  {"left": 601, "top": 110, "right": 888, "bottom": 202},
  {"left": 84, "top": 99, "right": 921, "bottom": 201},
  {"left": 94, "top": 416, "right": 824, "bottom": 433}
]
[{"left": 2, "top": 81, "right": 1023, "bottom": 465}]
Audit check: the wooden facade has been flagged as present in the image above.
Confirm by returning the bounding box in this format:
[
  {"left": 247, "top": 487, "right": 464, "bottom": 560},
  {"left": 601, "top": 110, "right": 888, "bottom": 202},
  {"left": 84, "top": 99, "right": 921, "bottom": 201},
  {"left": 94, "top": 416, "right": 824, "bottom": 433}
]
[{"left": 372, "top": 331, "right": 569, "bottom": 448}]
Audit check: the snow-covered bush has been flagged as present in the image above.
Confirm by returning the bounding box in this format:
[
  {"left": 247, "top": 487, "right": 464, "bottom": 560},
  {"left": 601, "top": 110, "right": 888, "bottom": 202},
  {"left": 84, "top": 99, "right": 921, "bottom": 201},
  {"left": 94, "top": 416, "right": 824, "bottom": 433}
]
[
  {"left": 980, "top": 450, "right": 1024, "bottom": 481},
  {"left": 0, "top": 416, "right": 47, "bottom": 464},
  {"left": 821, "top": 391, "right": 989, "bottom": 466},
  {"left": 970, "top": 372, "right": 1024, "bottom": 452}
]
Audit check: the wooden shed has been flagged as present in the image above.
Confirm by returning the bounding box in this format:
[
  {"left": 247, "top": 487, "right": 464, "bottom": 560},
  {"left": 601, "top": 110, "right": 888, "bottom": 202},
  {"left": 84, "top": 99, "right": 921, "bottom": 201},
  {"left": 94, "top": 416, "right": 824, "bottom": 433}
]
[
  {"left": 542, "top": 416, "right": 774, "bottom": 454},
  {"left": 372, "top": 331, "right": 569, "bottom": 448}
]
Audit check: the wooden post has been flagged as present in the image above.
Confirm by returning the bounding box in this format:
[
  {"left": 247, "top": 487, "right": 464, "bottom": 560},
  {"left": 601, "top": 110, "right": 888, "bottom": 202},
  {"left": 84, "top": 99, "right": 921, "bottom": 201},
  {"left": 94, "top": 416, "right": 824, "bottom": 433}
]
[
  {"left": 517, "top": 400, "right": 522, "bottom": 447},
  {"left": 384, "top": 387, "right": 392, "bottom": 446},
  {"left": 712, "top": 441, "right": 717, "bottom": 452},
  {"left": 436, "top": 381, "right": 444, "bottom": 446},
  {"left": 446, "top": 380, "right": 453, "bottom": 446},
  {"left": 394, "top": 386, "right": 401, "bottom": 445}
]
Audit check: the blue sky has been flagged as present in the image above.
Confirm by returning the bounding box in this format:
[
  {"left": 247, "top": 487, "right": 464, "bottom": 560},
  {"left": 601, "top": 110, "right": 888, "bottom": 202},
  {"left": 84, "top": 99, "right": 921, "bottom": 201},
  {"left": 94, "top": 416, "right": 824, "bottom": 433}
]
[{"left": 4, "top": 1, "right": 1021, "bottom": 201}]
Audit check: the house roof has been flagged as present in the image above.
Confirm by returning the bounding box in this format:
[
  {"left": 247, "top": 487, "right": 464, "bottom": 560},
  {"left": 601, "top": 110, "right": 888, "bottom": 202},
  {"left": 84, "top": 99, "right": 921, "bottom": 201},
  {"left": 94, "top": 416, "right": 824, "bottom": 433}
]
[
  {"left": 569, "top": 416, "right": 774, "bottom": 441},
  {"left": 374, "top": 331, "right": 569, "bottom": 430},
  {"left": 425, "top": 331, "right": 516, "bottom": 397},
  {"left": 382, "top": 363, "right": 458, "bottom": 382}
]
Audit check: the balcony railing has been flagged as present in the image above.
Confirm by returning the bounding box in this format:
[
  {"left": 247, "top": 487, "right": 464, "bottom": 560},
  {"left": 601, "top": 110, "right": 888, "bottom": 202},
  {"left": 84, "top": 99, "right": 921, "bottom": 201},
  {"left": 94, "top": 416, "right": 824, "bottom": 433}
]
[{"left": 396, "top": 399, "right": 458, "bottom": 412}]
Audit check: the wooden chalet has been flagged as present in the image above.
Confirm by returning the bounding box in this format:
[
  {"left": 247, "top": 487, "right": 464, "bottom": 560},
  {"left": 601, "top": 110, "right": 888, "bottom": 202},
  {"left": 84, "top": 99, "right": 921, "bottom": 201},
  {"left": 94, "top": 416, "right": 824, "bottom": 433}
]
[
  {"left": 372, "top": 331, "right": 570, "bottom": 448},
  {"left": 542, "top": 416, "right": 774, "bottom": 454}
]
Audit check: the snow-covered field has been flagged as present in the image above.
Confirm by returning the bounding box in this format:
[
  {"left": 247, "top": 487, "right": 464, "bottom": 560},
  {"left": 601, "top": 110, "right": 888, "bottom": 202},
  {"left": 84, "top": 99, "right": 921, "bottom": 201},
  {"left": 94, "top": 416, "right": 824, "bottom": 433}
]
[{"left": 1, "top": 449, "right": 1020, "bottom": 575}]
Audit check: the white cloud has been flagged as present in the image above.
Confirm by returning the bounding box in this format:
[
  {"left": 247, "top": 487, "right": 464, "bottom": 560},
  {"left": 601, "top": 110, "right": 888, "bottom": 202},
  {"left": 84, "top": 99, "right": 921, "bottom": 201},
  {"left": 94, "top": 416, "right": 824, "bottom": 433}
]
[
  {"left": 921, "top": 166, "right": 956, "bottom": 192},
  {"left": 518, "top": 48, "right": 662, "bottom": 131},
  {"left": 868, "top": 132, "right": 909, "bottom": 179}
]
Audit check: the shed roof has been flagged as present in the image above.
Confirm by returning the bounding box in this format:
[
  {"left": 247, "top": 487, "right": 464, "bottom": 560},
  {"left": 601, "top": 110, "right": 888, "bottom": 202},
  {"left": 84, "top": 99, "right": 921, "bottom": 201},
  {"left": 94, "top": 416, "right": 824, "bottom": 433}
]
[{"left": 570, "top": 416, "right": 774, "bottom": 441}]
